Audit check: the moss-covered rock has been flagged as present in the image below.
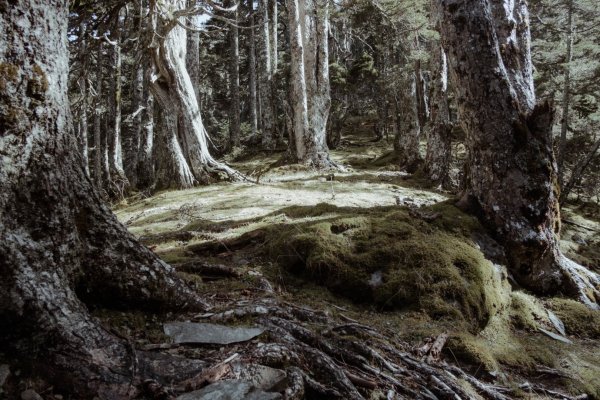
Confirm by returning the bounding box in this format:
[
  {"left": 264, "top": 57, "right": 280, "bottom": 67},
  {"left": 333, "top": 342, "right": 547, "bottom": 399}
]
[{"left": 264, "top": 204, "right": 508, "bottom": 329}]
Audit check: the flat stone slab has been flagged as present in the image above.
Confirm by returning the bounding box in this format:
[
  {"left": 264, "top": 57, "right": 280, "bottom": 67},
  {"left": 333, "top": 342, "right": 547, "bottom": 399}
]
[
  {"left": 231, "top": 363, "right": 286, "bottom": 391},
  {"left": 164, "top": 322, "right": 264, "bottom": 345},
  {"left": 176, "top": 380, "right": 282, "bottom": 400}
]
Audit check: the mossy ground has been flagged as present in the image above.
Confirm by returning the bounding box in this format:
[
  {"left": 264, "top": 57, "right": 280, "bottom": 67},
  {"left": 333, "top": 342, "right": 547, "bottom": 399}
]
[{"left": 112, "top": 129, "right": 600, "bottom": 399}]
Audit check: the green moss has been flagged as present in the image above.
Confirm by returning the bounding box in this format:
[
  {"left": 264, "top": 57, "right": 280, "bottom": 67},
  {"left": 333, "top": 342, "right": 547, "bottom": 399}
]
[
  {"left": 0, "top": 63, "right": 18, "bottom": 91},
  {"left": 548, "top": 298, "right": 600, "bottom": 338},
  {"left": 446, "top": 334, "right": 499, "bottom": 372},
  {"left": 509, "top": 291, "right": 548, "bottom": 330},
  {"left": 263, "top": 205, "right": 506, "bottom": 329}
]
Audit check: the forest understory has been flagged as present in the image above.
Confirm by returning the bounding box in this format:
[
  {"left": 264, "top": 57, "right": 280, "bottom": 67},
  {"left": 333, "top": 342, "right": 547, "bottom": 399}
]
[{"left": 3, "top": 130, "right": 598, "bottom": 400}]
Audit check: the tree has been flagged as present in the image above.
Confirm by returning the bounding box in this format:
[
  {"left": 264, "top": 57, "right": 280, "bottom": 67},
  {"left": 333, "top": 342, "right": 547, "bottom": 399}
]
[
  {"left": 147, "top": 0, "right": 240, "bottom": 184},
  {"left": 286, "top": 0, "right": 336, "bottom": 168},
  {"left": 437, "top": 0, "right": 599, "bottom": 307},
  {"left": 0, "top": 1, "right": 208, "bottom": 397}
]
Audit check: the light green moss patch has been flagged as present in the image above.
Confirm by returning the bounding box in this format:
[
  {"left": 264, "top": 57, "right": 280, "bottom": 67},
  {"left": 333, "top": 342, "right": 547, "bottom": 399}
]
[{"left": 547, "top": 298, "right": 600, "bottom": 338}]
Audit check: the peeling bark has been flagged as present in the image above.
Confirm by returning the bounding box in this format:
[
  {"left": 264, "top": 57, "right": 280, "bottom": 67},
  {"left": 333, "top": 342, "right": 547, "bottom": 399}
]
[
  {"left": 286, "top": 0, "right": 336, "bottom": 168},
  {"left": 437, "top": 0, "right": 599, "bottom": 307},
  {"left": 148, "top": 0, "right": 241, "bottom": 183},
  {"left": 0, "top": 1, "right": 208, "bottom": 397}
]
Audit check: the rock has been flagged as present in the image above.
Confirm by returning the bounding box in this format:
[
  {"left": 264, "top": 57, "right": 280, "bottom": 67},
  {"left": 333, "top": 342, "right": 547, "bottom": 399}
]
[
  {"left": 538, "top": 328, "right": 572, "bottom": 344},
  {"left": 0, "top": 364, "right": 9, "bottom": 388},
  {"left": 164, "top": 322, "right": 264, "bottom": 345},
  {"left": 21, "top": 389, "right": 43, "bottom": 400},
  {"left": 231, "top": 363, "right": 287, "bottom": 390},
  {"left": 176, "top": 380, "right": 282, "bottom": 400},
  {"left": 547, "top": 310, "right": 566, "bottom": 336}
]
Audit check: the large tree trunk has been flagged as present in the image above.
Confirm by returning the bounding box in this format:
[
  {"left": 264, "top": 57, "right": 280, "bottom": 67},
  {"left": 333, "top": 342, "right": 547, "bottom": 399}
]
[
  {"left": 136, "top": 68, "right": 156, "bottom": 191},
  {"left": 425, "top": 45, "right": 453, "bottom": 189},
  {"left": 286, "top": 0, "right": 336, "bottom": 168},
  {"left": 148, "top": 0, "right": 241, "bottom": 184},
  {"left": 0, "top": 1, "right": 208, "bottom": 397},
  {"left": 437, "top": 0, "right": 599, "bottom": 307},
  {"left": 92, "top": 42, "right": 104, "bottom": 190}
]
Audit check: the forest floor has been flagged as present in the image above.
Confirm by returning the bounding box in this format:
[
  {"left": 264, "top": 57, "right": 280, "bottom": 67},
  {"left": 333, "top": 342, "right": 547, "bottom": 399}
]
[
  {"left": 8, "top": 131, "right": 599, "bottom": 399},
  {"left": 108, "top": 130, "right": 600, "bottom": 399}
]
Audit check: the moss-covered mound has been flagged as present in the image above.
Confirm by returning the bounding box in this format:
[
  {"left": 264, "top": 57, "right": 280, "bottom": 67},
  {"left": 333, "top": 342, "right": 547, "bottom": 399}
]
[
  {"left": 264, "top": 203, "right": 507, "bottom": 329},
  {"left": 548, "top": 298, "right": 600, "bottom": 338}
]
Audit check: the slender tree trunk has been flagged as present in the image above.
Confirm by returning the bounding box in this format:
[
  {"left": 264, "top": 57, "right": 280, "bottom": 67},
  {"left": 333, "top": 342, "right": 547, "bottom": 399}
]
[
  {"left": 186, "top": 0, "right": 201, "bottom": 106},
  {"left": 0, "top": 2, "right": 207, "bottom": 398},
  {"left": 148, "top": 0, "right": 240, "bottom": 183},
  {"left": 425, "top": 46, "right": 452, "bottom": 188},
  {"left": 107, "top": 9, "right": 129, "bottom": 194},
  {"left": 437, "top": 0, "right": 599, "bottom": 307},
  {"left": 248, "top": 10, "right": 259, "bottom": 138},
  {"left": 93, "top": 43, "right": 104, "bottom": 189},
  {"left": 127, "top": 65, "right": 145, "bottom": 188},
  {"left": 136, "top": 74, "right": 156, "bottom": 191},
  {"left": 394, "top": 72, "right": 423, "bottom": 173},
  {"left": 286, "top": 0, "right": 335, "bottom": 168},
  {"left": 78, "top": 22, "right": 90, "bottom": 177},
  {"left": 228, "top": 0, "right": 241, "bottom": 149},
  {"left": 258, "top": 0, "right": 276, "bottom": 149},
  {"left": 557, "top": 0, "right": 574, "bottom": 191}
]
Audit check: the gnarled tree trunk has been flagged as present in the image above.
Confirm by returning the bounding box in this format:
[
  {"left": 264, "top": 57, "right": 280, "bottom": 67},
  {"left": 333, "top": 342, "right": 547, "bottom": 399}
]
[
  {"left": 0, "top": 1, "right": 208, "bottom": 398},
  {"left": 148, "top": 0, "right": 241, "bottom": 184},
  {"left": 437, "top": 0, "right": 599, "bottom": 307}
]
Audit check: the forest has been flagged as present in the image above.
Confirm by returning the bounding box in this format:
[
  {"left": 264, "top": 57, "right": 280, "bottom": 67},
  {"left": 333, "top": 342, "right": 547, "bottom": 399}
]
[{"left": 1, "top": 0, "right": 600, "bottom": 399}]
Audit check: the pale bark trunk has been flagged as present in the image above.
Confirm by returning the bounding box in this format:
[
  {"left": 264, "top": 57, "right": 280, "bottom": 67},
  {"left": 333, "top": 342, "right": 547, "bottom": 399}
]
[
  {"left": 186, "top": 0, "right": 202, "bottom": 106},
  {"left": 149, "top": 0, "right": 241, "bottom": 183},
  {"left": 127, "top": 65, "right": 145, "bottom": 188},
  {"left": 557, "top": 0, "right": 574, "bottom": 190},
  {"left": 286, "top": 0, "right": 335, "bottom": 168},
  {"left": 93, "top": 43, "right": 104, "bottom": 189},
  {"left": 248, "top": 10, "right": 259, "bottom": 138},
  {"left": 136, "top": 79, "right": 155, "bottom": 191},
  {"left": 228, "top": 0, "right": 241, "bottom": 149},
  {"left": 437, "top": 0, "right": 599, "bottom": 307},
  {"left": 425, "top": 46, "right": 452, "bottom": 188},
  {"left": 258, "top": 0, "right": 276, "bottom": 149},
  {"left": 0, "top": 2, "right": 207, "bottom": 397},
  {"left": 78, "top": 22, "right": 90, "bottom": 178},
  {"left": 107, "top": 10, "right": 129, "bottom": 193}
]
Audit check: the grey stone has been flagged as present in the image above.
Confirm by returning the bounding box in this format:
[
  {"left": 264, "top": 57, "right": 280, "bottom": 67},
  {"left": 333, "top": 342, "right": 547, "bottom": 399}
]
[
  {"left": 21, "top": 389, "right": 43, "bottom": 400},
  {"left": 538, "top": 328, "right": 572, "bottom": 344},
  {"left": 176, "top": 380, "right": 282, "bottom": 400},
  {"left": 231, "top": 363, "right": 287, "bottom": 390},
  {"left": 547, "top": 310, "right": 566, "bottom": 336},
  {"left": 164, "top": 322, "right": 264, "bottom": 345}
]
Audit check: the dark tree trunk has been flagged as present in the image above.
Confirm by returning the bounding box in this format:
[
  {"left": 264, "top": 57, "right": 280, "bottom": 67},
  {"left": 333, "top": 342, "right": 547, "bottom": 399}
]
[
  {"left": 258, "top": 0, "right": 276, "bottom": 149},
  {"left": 425, "top": 45, "right": 453, "bottom": 189},
  {"left": 0, "top": 2, "right": 207, "bottom": 398},
  {"left": 437, "top": 0, "right": 599, "bottom": 307}
]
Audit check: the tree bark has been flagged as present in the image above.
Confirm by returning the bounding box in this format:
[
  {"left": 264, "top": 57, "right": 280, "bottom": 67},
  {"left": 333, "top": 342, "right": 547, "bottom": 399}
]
[
  {"left": 0, "top": 1, "right": 208, "bottom": 397},
  {"left": 557, "top": 0, "right": 574, "bottom": 190},
  {"left": 148, "top": 0, "right": 241, "bottom": 183},
  {"left": 107, "top": 9, "right": 129, "bottom": 195},
  {"left": 425, "top": 45, "right": 453, "bottom": 189},
  {"left": 228, "top": 0, "right": 241, "bottom": 149},
  {"left": 286, "top": 0, "right": 336, "bottom": 168},
  {"left": 136, "top": 68, "right": 156, "bottom": 191},
  {"left": 186, "top": 0, "right": 202, "bottom": 106},
  {"left": 258, "top": 0, "right": 276, "bottom": 149},
  {"left": 248, "top": 9, "right": 259, "bottom": 139},
  {"left": 93, "top": 42, "right": 104, "bottom": 189},
  {"left": 78, "top": 21, "right": 90, "bottom": 178},
  {"left": 394, "top": 72, "right": 423, "bottom": 173},
  {"left": 437, "top": 0, "right": 599, "bottom": 307}
]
